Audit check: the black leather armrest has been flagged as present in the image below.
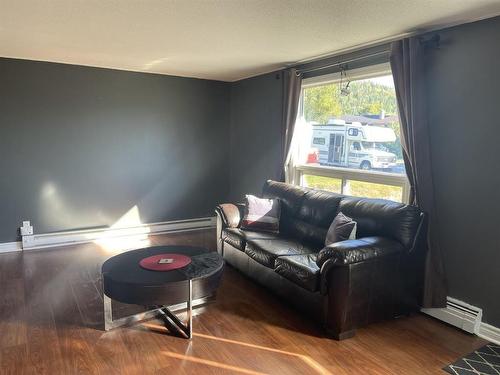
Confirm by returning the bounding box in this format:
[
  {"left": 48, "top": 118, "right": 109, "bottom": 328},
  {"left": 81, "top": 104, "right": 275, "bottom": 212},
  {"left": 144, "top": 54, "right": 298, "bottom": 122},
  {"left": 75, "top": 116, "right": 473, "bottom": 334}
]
[
  {"left": 316, "top": 236, "right": 404, "bottom": 268},
  {"left": 215, "top": 203, "right": 245, "bottom": 228}
]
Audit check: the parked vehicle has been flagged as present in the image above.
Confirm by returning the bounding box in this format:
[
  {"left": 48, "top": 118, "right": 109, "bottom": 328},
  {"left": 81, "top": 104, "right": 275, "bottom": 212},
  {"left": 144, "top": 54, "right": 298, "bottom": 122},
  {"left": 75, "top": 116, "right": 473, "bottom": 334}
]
[{"left": 309, "top": 119, "right": 397, "bottom": 170}]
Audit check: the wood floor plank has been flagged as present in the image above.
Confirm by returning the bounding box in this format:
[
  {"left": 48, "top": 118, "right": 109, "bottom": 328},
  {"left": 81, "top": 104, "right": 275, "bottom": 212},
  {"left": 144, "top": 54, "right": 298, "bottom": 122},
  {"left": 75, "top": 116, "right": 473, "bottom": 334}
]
[
  {"left": 0, "top": 277, "right": 27, "bottom": 350},
  {"left": 0, "top": 344, "right": 32, "bottom": 375},
  {"left": 0, "top": 230, "right": 487, "bottom": 374},
  {"left": 24, "top": 297, "right": 64, "bottom": 374}
]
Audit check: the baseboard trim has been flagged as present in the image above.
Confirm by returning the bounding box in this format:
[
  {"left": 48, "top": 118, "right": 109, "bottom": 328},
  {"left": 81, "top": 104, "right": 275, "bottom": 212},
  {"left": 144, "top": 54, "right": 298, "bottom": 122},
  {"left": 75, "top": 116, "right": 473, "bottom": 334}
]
[
  {"left": 21, "top": 216, "right": 216, "bottom": 251},
  {"left": 0, "top": 241, "right": 23, "bottom": 253},
  {"left": 478, "top": 322, "right": 500, "bottom": 346},
  {"left": 422, "top": 296, "right": 500, "bottom": 345}
]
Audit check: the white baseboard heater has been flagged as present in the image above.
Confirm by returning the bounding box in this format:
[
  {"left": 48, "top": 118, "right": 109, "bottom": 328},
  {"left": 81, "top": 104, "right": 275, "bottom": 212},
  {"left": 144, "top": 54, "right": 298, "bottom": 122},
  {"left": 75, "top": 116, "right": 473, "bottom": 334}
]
[
  {"left": 20, "top": 217, "right": 216, "bottom": 251},
  {"left": 422, "top": 296, "right": 500, "bottom": 345},
  {"left": 422, "top": 297, "right": 482, "bottom": 334}
]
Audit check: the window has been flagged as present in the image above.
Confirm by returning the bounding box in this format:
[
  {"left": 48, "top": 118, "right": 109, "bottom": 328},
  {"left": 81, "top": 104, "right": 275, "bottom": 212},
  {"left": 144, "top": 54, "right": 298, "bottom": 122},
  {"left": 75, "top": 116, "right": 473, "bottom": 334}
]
[
  {"left": 289, "top": 63, "right": 409, "bottom": 203},
  {"left": 312, "top": 137, "right": 325, "bottom": 145}
]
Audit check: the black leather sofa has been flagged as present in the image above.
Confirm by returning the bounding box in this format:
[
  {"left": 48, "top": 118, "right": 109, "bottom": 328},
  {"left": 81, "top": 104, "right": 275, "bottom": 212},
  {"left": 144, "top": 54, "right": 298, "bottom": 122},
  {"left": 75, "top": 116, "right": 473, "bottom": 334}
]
[{"left": 215, "top": 180, "right": 426, "bottom": 339}]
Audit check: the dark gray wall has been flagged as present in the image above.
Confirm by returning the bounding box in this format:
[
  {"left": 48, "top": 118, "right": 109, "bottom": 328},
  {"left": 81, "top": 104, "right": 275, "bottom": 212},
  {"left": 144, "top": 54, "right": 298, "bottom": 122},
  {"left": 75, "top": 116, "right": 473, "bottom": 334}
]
[
  {"left": 229, "top": 71, "right": 283, "bottom": 202},
  {"left": 424, "top": 16, "right": 500, "bottom": 326},
  {"left": 0, "top": 58, "right": 230, "bottom": 242}
]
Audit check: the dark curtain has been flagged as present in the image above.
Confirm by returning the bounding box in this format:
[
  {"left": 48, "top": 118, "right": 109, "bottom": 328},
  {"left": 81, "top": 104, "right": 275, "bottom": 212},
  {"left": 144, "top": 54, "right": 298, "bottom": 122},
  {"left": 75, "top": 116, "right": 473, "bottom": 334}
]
[
  {"left": 390, "top": 38, "right": 447, "bottom": 308},
  {"left": 281, "top": 68, "right": 302, "bottom": 181}
]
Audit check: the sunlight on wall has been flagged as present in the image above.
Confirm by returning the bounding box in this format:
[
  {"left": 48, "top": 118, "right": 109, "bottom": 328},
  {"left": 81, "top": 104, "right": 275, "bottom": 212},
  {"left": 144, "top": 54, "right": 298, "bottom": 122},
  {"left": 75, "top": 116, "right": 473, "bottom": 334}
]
[
  {"left": 110, "top": 205, "right": 142, "bottom": 228},
  {"left": 94, "top": 205, "right": 150, "bottom": 254},
  {"left": 38, "top": 182, "right": 151, "bottom": 254},
  {"left": 39, "top": 181, "right": 111, "bottom": 228},
  {"left": 39, "top": 181, "right": 76, "bottom": 228}
]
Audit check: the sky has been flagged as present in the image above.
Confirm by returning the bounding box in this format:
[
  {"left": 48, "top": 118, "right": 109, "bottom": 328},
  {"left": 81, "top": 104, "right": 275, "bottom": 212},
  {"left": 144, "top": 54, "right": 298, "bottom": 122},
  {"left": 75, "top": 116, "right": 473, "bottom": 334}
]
[{"left": 368, "top": 75, "right": 394, "bottom": 87}]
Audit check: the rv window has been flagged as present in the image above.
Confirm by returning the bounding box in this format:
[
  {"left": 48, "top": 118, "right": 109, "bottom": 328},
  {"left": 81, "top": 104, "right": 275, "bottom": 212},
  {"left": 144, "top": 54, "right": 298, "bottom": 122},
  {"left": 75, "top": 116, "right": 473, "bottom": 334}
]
[
  {"left": 313, "top": 137, "right": 325, "bottom": 145},
  {"left": 348, "top": 128, "right": 359, "bottom": 136}
]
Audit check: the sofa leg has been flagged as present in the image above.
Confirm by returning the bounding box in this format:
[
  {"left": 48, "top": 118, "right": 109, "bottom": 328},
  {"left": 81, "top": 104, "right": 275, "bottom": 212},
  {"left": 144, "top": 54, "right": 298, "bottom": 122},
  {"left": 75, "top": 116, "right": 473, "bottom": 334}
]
[{"left": 327, "top": 328, "right": 356, "bottom": 340}]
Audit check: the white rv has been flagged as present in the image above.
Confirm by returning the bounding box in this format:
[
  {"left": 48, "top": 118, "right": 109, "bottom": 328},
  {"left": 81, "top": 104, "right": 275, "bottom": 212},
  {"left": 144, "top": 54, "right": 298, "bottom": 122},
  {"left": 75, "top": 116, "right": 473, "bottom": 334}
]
[{"left": 310, "top": 119, "right": 397, "bottom": 170}]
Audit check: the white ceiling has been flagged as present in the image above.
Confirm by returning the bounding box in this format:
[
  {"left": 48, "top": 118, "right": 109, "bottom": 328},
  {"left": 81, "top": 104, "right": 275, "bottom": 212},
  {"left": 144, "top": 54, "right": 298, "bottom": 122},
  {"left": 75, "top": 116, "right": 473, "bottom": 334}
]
[{"left": 1, "top": 0, "right": 500, "bottom": 82}]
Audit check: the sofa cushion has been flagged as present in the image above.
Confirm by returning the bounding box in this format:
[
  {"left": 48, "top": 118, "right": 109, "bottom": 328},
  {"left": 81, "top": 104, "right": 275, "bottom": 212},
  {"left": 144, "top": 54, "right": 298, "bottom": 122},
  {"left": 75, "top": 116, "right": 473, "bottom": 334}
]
[
  {"left": 262, "top": 181, "right": 307, "bottom": 235},
  {"left": 245, "top": 238, "right": 317, "bottom": 268},
  {"left": 325, "top": 212, "right": 357, "bottom": 245},
  {"left": 339, "top": 197, "right": 423, "bottom": 250},
  {"left": 262, "top": 181, "right": 345, "bottom": 248},
  {"left": 275, "top": 253, "right": 320, "bottom": 292},
  {"left": 316, "top": 236, "right": 405, "bottom": 268},
  {"left": 241, "top": 195, "right": 280, "bottom": 233},
  {"left": 261, "top": 180, "right": 424, "bottom": 252},
  {"left": 222, "top": 228, "right": 279, "bottom": 251},
  {"left": 298, "top": 189, "right": 342, "bottom": 228}
]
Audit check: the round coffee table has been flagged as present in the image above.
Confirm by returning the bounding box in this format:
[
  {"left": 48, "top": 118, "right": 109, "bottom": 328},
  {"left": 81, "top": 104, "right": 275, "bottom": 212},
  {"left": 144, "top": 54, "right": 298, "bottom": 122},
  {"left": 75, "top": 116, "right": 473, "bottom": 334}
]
[{"left": 102, "top": 245, "right": 224, "bottom": 338}]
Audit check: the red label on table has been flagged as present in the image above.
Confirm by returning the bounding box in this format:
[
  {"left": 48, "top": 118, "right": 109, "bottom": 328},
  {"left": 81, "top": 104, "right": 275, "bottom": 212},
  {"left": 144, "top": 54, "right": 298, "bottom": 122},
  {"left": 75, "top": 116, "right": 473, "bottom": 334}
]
[{"left": 139, "top": 253, "right": 192, "bottom": 271}]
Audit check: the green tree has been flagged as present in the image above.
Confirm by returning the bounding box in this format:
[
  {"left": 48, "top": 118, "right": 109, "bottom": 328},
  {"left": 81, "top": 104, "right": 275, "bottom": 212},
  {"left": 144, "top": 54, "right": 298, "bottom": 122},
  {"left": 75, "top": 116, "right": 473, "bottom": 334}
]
[
  {"left": 303, "top": 85, "right": 342, "bottom": 124},
  {"left": 303, "top": 79, "right": 398, "bottom": 123}
]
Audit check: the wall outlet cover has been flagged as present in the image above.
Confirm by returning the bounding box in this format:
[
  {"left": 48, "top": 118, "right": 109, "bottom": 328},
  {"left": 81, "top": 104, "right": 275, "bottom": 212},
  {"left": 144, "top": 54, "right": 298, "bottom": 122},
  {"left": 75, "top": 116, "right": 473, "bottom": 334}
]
[{"left": 20, "top": 221, "right": 34, "bottom": 236}]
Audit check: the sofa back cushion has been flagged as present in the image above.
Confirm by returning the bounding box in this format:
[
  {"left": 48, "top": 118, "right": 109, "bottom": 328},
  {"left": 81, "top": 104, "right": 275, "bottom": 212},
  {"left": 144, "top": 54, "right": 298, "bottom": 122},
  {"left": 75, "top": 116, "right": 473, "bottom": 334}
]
[
  {"left": 262, "top": 180, "right": 423, "bottom": 251},
  {"left": 290, "top": 189, "right": 343, "bottom": 248},
  {"left": 262, "top": 180, "right": 307, "bottom": 233},
  {"left": 262, "top": 181, "right": 342, "bottom": 248},
  {"left": 338, "top": 196, "right": 422, "bottom": 250}
]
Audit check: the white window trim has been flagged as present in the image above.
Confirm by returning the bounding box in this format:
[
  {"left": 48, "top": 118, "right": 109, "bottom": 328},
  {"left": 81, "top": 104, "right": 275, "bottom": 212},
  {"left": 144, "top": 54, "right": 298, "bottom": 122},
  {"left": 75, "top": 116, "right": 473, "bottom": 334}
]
[
  {"left": 293, "top": 164, "right": 410, "bottom": 203},
  {"left": 287, "top": 63, "right": 411, "bottom": 203}
]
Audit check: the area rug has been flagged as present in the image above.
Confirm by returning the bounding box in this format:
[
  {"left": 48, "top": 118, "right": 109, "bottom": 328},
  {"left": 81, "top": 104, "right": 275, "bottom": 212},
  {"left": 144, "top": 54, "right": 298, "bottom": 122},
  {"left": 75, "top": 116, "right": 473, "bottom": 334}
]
[{"left": 444, "top": 343, "right": 500, "bottom": 374}]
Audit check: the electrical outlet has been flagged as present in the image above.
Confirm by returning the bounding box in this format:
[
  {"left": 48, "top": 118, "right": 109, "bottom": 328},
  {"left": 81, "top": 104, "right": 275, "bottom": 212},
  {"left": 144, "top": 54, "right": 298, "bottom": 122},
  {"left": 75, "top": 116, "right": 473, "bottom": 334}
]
[{"left": 20, "top": 221, "right": 34, "bottom": 236}]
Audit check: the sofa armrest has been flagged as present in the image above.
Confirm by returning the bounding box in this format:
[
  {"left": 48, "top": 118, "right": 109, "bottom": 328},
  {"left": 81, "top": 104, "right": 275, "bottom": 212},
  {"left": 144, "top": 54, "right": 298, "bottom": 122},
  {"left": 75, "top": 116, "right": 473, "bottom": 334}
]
[
  {"left": 316, "top": 236, "right": 404, "bottom": 268},
  {"left": 215, "top": 203, "right": 245, "bottom": 228}
]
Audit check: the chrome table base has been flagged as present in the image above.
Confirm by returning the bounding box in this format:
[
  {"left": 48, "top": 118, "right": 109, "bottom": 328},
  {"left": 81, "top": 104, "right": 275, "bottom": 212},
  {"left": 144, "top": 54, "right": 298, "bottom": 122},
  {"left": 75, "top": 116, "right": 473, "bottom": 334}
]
[{"left": 104, "top": 280, "right": 209, "bottom": 339}]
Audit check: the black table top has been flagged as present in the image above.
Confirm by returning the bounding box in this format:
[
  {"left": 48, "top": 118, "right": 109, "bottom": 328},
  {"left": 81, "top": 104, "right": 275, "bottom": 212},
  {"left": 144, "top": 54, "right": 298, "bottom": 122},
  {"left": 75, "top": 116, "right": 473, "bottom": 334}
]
[{"left": 102, "top": 245, "right": 223, "bottom": 287}]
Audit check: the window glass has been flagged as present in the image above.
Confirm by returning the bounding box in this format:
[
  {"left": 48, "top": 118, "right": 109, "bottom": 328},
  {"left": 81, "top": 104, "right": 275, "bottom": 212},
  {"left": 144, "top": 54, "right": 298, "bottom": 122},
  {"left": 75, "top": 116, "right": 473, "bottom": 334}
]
[
  {"left": 302, "top": 74, "right": 404, "bottom": 175},
  {"left": 294, "top": 67, "right": 409, "bottom": 203},
  {"left": 347, "top": 181, "right": 403, "bottom": 202},
  {"left": 312, "top": 137, "right": 325, "bottom": 145},
  {"left": 302, "top": 175, "right": 342, "bottom": 194}
]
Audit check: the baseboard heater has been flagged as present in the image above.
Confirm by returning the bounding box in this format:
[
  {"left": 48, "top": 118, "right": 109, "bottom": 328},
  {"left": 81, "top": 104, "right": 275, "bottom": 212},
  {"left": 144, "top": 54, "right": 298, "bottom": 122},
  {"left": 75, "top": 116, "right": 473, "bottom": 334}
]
[
  {"left": 422, "top": 297, "right": 500, "bottom": 345},
  {"left": 21, "top": 217, "right": 216, "bottom": 251},
  {"left": 421, "top": 296, "right": 482, "bottom": 334}
]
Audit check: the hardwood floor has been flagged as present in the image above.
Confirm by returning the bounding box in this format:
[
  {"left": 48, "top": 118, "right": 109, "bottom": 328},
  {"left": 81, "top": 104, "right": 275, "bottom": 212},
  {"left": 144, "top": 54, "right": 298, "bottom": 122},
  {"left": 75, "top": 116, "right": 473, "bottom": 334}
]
[{"left": 0, "top": 230, "right": 485, "bottom": 374}]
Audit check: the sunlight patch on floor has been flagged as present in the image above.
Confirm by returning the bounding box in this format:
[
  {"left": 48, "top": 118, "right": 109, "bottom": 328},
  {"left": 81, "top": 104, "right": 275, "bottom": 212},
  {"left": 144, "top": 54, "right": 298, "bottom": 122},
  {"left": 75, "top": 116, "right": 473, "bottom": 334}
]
[
  {"left": 162, "top": 351, "right": 267, "bottom": 375},
  {"left": 193, "top": 333, "right": 332, "bottom": 375}
]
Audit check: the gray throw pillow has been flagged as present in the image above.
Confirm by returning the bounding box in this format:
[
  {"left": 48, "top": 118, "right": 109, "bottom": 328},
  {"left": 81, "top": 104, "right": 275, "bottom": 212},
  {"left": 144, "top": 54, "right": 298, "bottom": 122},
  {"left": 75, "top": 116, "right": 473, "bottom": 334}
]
[
  {"left": 241, "top": 195, "right": 280, "bottom": 233},
  {"left": 325, "top": 212, "right": 357, "bottom": 246}
]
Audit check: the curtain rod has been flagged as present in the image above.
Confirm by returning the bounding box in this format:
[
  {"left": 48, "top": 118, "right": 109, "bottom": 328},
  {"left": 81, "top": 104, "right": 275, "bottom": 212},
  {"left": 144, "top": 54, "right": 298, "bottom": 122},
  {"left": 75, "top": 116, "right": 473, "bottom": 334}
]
[
  {"left": 297, "top": 49, "right": 390, "bottom": 75},
  {"left": 296, "top": 33, "right": 440, "bottom": 75}
]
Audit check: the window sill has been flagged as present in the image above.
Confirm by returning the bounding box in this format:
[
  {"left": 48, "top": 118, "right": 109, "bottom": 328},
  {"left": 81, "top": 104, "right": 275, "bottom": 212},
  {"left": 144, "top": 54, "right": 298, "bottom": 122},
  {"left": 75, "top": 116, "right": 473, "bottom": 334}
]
[{"left": 293, "top": 164, "right": 410, "bottom": 203}]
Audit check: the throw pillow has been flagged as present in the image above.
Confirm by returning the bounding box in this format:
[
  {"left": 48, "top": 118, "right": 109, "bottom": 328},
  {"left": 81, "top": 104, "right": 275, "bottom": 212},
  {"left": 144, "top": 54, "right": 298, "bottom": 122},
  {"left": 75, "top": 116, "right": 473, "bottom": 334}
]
[
  {"left": 241, "top": 195, "right": 280, "bottom": 233},
  {"left": 325, "top": 212, "right": 357, "bottom": 246}
]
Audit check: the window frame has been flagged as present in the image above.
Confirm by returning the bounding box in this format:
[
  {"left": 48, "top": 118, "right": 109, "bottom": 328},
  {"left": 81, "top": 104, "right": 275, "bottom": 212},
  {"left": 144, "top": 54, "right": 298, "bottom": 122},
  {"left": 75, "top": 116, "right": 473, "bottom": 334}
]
[{"left": 287, "top": 63, "right": 411, "bottom": 203}]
